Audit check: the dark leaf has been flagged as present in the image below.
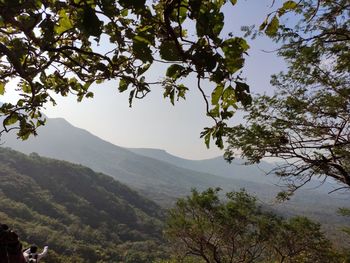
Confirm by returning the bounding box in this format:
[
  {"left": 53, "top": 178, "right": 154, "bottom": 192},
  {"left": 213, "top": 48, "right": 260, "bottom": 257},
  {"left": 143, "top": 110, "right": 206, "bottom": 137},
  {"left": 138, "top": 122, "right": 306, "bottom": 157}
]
[
  {"left": 166, "top": 64, "right": 185, "bottom": 79},
  {"left": 159, "top": 41, "right": 183, "bottom": 61}
]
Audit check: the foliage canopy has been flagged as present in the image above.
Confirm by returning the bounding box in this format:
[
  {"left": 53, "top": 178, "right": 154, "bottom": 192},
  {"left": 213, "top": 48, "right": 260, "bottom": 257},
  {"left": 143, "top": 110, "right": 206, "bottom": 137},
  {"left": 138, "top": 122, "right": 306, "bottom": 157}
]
[
  {"left": 225, "top": 0, "right": 350, "bottom": 195},
  {"left": 165, "top": 188, "right": 341, "bottom": 263},
  {"left": 0, "top": 0, "right": 252, "bottom": 147}
]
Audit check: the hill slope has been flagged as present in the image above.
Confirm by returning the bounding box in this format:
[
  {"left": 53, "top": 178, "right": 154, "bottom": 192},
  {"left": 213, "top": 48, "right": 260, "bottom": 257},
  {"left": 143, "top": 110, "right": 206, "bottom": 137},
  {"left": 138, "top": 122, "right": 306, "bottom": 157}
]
[
  {"left": 128, "top": 148, "right": 342, "bottom": 194},
  {"left": 2, "top": 118, "right": 350, "bottom": 231},
  {"left": 1, "top": 118, "right": 275, "bottom": 204},
  {"left": 0, "top": 147, "right": 165, "bottom": 262},
  {"left": 128, "top": 148, "right": 276, "bottom": 184}
]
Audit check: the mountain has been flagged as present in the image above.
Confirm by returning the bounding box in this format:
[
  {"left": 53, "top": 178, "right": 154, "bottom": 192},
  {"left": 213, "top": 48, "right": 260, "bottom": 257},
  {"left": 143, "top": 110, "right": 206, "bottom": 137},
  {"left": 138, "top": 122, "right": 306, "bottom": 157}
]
[
  {"left": 128, "top": 149, "right": 350, "bottom": 225},
  {"left": 0, "top": 147, "right": 165, "bottom": 262},
  {"left": 128, "top": 148, "right": 342, "bottom": 194},
  {"left": 1, "top": 118, "right": 277, "bottom": 204},
  {"left": 2, "top": 118, "right": 350, "bottom": 237},
  {"left": 128, "top": 148, "right": 276, "bottom": 184}
]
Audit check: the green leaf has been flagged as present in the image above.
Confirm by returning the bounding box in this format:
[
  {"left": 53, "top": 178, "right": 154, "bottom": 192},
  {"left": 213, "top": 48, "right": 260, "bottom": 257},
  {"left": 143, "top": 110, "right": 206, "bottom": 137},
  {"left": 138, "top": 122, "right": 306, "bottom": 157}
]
[
  {"left": 278, "top": 1, "right": 298, "bottom": 16},
  {"left": 259, "top": 16, "right": 269, "bottom": 31},
  {"left": 137, "top": 64, "right": 151, "bottom": 76},
  {"left": 200, "top": 128, "right": 212, "bottom": 149},
  {"left": 100, "top": 0, "right": 116, "bottom": 16},
  {"left": 0, "top": 82, "right": 5, "bottom": 95},
  {"left": 196, "top": 9, "right": 224, "bottom": 38},
  {"left": 19, "top": 130, "right": 31, "bottom": 140},
  {"left": 119, "top": 78, "right": 130, "bottom": 92},
  {"left": 80, "top": 6, "right": 103, "bottom": 37},
  {"left": 55, "top": 9, "right": 73, "bottom": 34},
  {"left": 85, "top": 92, "right": 94, "bottom": 98},
  {"left": 163, "top": 86, "right": 175, "bottom": 105},
  {"left": 265, "top": 16, "right": 279, "bottom": 37},
  {"left": 135, "top": 25, "right": 155, "bottom": 46},
  {"left": 220, "top": 109, "right": 234, "bottom": 119},
  {"left": 230, "top": 0, "right": 237, "bottom": 5},
  {"left": 221, "top": 38, "right": 249, "bottom": 74},
  {"left": 222, "top": 86, "right": 236, "bottom": 110},
  {"left": 121, "top": 9, "right": 128, "bottom": 17},
  {"left": 129, "top": 89, "right": 135, "bottom": 107},
  {"left": 119, "top": 0, "right": 146, "bottom": 11},
  {"left": 178, "top": 6, "right": 187, "bottom": 24},
  {"left": 177, "top": 84, "right": 188, "bottom": 100},
  {"left": 235, "top": 81, "right": 252, "bottom": 107},
  {"left": 159, "top": 41, "right": 183, "bottom": 61},
  {"left": 211, "top": 84, "right": 224, "bottom": 105},
  {"left": 282, "top": 1, "right": 298, "bottom": 10},
  {"left": 0, "top": 15, "right": 5, "bottom": 27},
  {"left": 21, "top": 83, "right": 32, "bottom": 94},
  {"left": 166, "top": 64, "right": 185, "bottom": 79},
  {"left": 4, "top": 114, "right": 18, "bottom": 126},
  {"left": 209, "top": 105, "right": 220, "bottom": 118},
  {"left": 133, "top": 40, "right": 153, "bottom": 63},
  {"left": 235, "top": 81, "right": 249, "bottom": 93},
  {"left": 133, "top": 35, "right": 151, "bottom": 45}
]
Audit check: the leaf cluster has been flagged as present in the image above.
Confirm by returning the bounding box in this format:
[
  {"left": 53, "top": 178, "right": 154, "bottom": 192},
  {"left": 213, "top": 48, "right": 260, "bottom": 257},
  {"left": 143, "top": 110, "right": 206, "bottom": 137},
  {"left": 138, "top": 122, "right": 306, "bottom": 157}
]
[
  {"left": 0, "top": 0, "right": 251, "bottom": 146},
  {"left": 225, "top": 0, "right": 350, "bottom": 195}
]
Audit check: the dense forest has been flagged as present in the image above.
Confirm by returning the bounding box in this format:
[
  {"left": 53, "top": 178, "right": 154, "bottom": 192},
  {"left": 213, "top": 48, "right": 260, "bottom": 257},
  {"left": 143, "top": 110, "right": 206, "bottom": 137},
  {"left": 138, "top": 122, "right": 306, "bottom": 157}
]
[
  {"left": 0, "top": 147, "right": 349, "bottom": 262},
  {"left": 0, "top": 147, "right": 167, "bottom": 262}
]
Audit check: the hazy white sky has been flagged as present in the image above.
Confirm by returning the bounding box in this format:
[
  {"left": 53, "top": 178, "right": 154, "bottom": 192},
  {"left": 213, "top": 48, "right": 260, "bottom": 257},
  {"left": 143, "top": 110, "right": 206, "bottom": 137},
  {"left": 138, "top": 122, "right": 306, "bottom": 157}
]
[{"left": 2, "top": 0, "right": 286, "bottom": 160}]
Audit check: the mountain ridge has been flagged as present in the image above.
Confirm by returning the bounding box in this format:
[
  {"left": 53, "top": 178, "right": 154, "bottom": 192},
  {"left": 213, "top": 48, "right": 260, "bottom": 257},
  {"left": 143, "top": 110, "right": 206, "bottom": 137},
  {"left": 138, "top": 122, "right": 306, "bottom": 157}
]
[
  {"left": 128, "top": 147, "right": 277, "bottom": 184},
  {"left": 2, "top": 117, "right": 350, "bottom": 230},
  {"left": 2, "top": 118, "right": 267, "bottom": 205}
]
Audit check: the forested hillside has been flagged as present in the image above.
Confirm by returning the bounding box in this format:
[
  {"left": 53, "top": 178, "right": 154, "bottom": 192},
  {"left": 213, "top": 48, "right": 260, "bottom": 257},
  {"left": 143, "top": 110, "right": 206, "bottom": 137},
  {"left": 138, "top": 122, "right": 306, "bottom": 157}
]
[
  {"left": 3, "top": 118, "right": 350, "bottom": 237},
  {"left": 2, "top": 118, "right": 272, "bottom": 205},
  {"left": 0, "top": 147, "right": 166, "bottom": 262}
]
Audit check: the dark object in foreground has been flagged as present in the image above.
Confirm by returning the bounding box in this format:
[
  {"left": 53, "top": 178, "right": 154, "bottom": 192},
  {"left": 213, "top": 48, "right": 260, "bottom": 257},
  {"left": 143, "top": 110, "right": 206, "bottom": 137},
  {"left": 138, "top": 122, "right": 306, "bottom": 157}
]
[{"left": 0, "top": 224, "right": 26, "bottom": 263}]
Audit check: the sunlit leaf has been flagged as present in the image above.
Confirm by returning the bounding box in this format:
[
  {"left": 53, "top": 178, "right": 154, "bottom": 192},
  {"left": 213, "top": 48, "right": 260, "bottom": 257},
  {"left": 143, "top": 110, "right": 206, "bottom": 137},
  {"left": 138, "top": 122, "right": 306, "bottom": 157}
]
[
  {"left": 265, "top": 16, "right": 279, "bottom": 36},
  {"left": 282, "top": 1, "right": 298, "bottom": 10},
  {"left": 211, "top": 84, "right": 224, "bottom": 105},
  {"left": 4, "top": 114, "right": 18, "bottom": 126},
  {"left": 55, "top": 9, "right": 73, "bottom": 34},
  {"left": 0, "top": 82, "right": 5, "bottom": 95},
  {"left": 221, "top": 38, "right": 249, "bottom": 74}
]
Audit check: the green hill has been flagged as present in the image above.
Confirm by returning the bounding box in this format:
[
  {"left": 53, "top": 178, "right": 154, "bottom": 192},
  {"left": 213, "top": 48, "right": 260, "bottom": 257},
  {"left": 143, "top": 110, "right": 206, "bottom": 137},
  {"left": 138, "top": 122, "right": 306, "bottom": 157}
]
[
  {"left": 2, "top": 118, "right": 274, "bottom": 205},
  {"left": 2, "top": 118, "right": 350, "bottom": 245},
  {"left": 0, "top": 147, "right": 166, "bottom": 263}
]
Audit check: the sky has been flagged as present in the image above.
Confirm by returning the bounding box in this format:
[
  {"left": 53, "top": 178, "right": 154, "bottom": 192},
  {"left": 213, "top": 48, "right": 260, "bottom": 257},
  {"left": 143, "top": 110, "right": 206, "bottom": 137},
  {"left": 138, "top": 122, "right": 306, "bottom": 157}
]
[{"left": 2, "top": 0, "right": 286, "bottom": 160}]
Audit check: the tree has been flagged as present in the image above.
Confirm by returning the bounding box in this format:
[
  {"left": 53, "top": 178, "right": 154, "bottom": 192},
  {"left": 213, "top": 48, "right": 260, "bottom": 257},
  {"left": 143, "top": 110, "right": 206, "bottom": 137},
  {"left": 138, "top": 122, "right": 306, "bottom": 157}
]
[
  {"left": 0, "top": 0, "right": 251, "bottom": 147},
  {"left": 270, "top": 217, "right": 340, "bottom": 263},
  {"left": 224, "top": 0, "right": 350, "bottom": 195},
  {"left": 165, "top": 188, "right": 340, "bottom": 263}
]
